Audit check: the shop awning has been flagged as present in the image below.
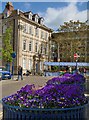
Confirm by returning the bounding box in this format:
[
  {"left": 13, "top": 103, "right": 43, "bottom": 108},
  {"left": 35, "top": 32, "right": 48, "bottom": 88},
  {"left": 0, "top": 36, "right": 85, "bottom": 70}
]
[{"left": 44, "top": 62, "right": 89, "bottom": 67}]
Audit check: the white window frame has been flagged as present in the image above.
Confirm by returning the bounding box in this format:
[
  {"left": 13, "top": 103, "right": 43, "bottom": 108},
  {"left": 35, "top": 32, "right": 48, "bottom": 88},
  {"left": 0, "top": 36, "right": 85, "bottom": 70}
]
[
  {"left": 40, "top": 44, "right": 43, "bottom": 54},
  {"left": 29, "top": 41, "right": 33, "bottom": 52},
  {"left": 29, "top": 26, "right": 33, "bottom": 35},
  {"left": 23, "top": 58, "right": 26, "bottom": 69},
  {"left": 29, "top": 13, "right": 32, "bottom": 20},
  {"left": 40, "top": 19, "right": 44, "bottom": 25},
  {"left": 35, "top": 28, "right": 39, "bottom": 37},
  {"left": 23, "top": 40, "right": 26, "bottom": 51},
  {"left": 35, "top": 16, "right": 38, "bottom": 23},
  {"left": 45, "top": 32, "right": 48, "bottom": 40},
  {"left": 29, "top": 59, "right": 33, "bottom": 71}
]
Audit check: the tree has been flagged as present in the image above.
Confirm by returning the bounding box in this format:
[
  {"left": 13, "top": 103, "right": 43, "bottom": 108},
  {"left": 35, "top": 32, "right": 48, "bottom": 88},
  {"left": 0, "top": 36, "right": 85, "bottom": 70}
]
[
  {"left": 58, "top": 20, "right": 88, "bottom": 32},
  {"left": 2, "top": 27, "right": 13, "bottom": 63},
  {"left": 56, "top": 20, "right": 89, "bottom": 62}
]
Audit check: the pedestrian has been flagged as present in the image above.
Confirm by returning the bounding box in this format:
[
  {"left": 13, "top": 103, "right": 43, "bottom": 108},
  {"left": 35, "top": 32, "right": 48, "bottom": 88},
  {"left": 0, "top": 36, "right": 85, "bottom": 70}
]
[
  {"left": 69, "top": 67, "right": 72, "bottom": 73},
  {"left": 66, "top": 66, "right": 69, "bottom": 73},
  {"left": 17, "top": 65, "right": 23, "bottom": 80}
]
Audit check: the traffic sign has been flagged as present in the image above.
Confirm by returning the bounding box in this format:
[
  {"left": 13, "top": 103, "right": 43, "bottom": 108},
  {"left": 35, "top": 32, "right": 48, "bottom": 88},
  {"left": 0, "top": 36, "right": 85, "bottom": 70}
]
[
  {"left": 74, "top": 53, "right": 80, "bottom": 58},
  {"left": 11, "top": 52, "right": 16, "bottom": 58}
]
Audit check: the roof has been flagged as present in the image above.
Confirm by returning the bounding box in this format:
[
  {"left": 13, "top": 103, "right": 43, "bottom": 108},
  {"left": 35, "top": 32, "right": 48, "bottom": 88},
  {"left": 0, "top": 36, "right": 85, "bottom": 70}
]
[
  {"left": 24, "top": 11, "right": 33, "bottom": 14},
  {"left": 44, "top": 62, "right": 89, "bottom": 67}
]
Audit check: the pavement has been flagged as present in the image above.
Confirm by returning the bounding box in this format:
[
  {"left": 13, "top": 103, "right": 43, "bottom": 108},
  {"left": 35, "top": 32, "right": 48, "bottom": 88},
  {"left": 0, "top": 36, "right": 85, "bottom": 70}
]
[
  {"left": 0, "top": 75, "right": 89, "bottom": 120},
  {"left": 0, "top": 112, "right": 2, "bottom": 120},
  {"left": 0, "top": 75, "right": 53, "bottom": 120}
]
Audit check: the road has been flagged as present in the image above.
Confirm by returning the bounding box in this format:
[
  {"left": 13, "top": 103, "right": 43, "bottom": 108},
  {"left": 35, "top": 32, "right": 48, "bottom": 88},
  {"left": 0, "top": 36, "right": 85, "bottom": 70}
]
[
  {"left": 1, "top": 76, "right": 53, "bottom": 98},
  {"left": 0, "top": 75, "right": 89, "bottom": 120}
]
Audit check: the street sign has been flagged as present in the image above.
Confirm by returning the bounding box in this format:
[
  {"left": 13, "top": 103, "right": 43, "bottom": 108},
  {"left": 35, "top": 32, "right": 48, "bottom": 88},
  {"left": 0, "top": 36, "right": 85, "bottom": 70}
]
[
  {"left": 11, "top": 52, "right": 16, "bottom": 58},
  {"left": 11, "top": 52, "right": 16, "bottom": 79},
  {"left": 74, "top": 53, "right": 80, "bottom": 59}
]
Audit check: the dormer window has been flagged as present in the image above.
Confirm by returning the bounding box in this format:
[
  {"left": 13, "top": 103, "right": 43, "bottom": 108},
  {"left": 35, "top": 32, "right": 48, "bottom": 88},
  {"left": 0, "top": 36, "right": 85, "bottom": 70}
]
[
  {"left": 40, "top": 18, "right": 44, "bottom": 24},
  {"left": 29, "top": 14, "right": 32, "bottom": 20},
  {"left": 39, "top": 17, "right": 44, "bottom": 25},
  {"left": 35, "top": 15, "right": 39, "bottom": 22},
  {"left": 28, "top": 12, "right": 33, "bottom": 20},
  {"left": 24, "top": 11, "right": 33, "bottom": 20},
  {"left": 32, "top": 14, "right": 39, "bottom": 23}
]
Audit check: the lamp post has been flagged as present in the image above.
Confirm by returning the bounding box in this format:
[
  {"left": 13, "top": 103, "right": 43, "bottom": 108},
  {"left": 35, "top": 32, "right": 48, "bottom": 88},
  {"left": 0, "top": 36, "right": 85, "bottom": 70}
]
[
  {"left": 11, "top": 52, "right": 16, "bottom": 80},
  {"left": 75, "top": 59, "right": 78, "bottom": 73},
  {"left": 74, "top": 53, "right": 80, "bottom": 73}
]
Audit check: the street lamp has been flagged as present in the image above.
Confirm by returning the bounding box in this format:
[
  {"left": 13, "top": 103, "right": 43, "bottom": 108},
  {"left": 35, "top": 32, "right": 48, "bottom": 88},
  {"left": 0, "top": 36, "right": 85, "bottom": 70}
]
[{"left": 74, "top": 53, "right": 80, "bottom": 73}]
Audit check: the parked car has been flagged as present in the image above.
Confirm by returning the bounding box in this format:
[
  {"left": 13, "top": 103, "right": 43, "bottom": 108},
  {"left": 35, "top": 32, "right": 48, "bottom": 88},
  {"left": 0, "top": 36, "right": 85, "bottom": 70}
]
[{"left": 0, "top": 66, "right": 12, "bottom": 80}]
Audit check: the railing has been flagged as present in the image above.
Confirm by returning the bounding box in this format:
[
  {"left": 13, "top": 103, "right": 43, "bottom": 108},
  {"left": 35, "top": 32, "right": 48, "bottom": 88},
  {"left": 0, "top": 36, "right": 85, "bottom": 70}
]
[{"left": 2, "top": 101, "right": 88, "bottom": 120}]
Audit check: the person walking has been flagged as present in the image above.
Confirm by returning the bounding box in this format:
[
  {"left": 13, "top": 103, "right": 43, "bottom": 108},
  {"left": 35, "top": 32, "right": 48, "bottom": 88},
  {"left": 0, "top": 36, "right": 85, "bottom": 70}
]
[{"left": 17, "top": 65, "right": 23, "bottom": 80}]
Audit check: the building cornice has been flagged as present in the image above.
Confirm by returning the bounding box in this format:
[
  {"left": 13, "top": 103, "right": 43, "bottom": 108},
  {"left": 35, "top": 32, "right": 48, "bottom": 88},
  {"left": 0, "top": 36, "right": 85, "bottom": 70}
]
[
  {"left": 18, "top": 11, "right": 53, "bottom": 32},
  {"left": 2, "top": 9, "right": 53, "bottom": 32}
]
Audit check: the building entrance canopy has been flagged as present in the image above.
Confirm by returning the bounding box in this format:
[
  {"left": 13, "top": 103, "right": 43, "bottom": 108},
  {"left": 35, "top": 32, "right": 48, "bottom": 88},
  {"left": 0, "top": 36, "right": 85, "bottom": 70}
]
[{"left": 44, "top": 62, "right": 89, "bottom": 67}]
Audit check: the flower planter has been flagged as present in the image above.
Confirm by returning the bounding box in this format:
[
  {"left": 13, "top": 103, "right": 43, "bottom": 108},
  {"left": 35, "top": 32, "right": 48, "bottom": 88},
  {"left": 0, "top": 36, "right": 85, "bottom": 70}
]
[
  {"left": 79, "top": 83, "right": 86, "bottom": 91},
  {"left": 61, "top": 83, "right": 86, "bottom": 92},
  {"left": 46, "top": 73, "right": 86, "bottom": 92},
  {"left": 2, "top": 101, "right": 88, "bottom": 120},
  {"left": 2, "top": 74, "right": 88, "bottom": 120}
]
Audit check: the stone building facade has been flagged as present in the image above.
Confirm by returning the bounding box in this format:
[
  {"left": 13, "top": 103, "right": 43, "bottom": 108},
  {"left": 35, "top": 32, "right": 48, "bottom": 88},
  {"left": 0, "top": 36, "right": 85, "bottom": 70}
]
[{"left": 1, "top": 2, "right": 53, "bottom": 74}]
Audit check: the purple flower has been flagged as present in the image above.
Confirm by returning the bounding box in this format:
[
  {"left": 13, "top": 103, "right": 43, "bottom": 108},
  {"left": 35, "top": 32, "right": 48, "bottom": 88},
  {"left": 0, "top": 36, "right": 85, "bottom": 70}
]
[
  {"left": 2, "top": 74, "right": 87, "bottom": 109},
  {"left": 71, "top": 73, "right": 86, "bottom": 83},
  {"left": 46, "top": 73, "right": 85, "bottom": 85}
]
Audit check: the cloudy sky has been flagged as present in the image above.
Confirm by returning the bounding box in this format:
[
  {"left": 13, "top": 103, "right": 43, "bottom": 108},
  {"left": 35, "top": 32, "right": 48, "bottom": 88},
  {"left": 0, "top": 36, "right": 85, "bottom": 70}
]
[{"left": 2, "top": 0, "right": 89, "bottom": 30}]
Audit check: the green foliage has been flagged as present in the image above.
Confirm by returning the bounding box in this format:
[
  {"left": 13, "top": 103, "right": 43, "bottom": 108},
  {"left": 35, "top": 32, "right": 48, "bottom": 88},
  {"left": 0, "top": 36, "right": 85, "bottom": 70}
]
[
  {"left": 2, "top": 27, "right": 13, "bottom": 62},
  {"left": 56, "top": 20, "right": 88, "bottom": 62},
  {"left": 51, "top": 66, "right": 59, "bottom": 71},
  {"left": 58, "top": 20, "right": 88, "bottom": 32}
]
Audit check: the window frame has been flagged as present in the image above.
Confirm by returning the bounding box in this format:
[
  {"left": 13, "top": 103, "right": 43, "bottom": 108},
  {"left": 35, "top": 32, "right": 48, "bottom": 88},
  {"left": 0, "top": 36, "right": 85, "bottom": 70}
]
[
  {"left": 23, "top": 40, "right": 26, "bottom": 51},
  {"left": 35, "top": 42, "right": 38, "bottom": 53},
  {"left": 29, "top": 41, "right": 32, "bottom": 52},
  {"left": 23, "top": 58, "right": 26, "bottom": 69}
]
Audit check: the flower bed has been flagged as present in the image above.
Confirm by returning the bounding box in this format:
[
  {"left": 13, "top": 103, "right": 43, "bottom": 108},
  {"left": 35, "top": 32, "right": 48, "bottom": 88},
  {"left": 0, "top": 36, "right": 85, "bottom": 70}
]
[
  {"left": 46, "top": 73, "right": 86, "bottom": 91},
  {"left": 2, "top": 84, "right": 87, "bottom": 108},
  {"left": 2, "top": 74, "right": 88, "bottom": 120},
  {"left": 46, "top": 73, "right": 85, "bottom": 85}
]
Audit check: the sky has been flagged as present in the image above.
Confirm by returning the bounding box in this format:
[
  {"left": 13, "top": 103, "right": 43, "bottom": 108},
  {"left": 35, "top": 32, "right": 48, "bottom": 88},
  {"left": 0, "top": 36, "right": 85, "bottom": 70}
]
[{"left": 1, "top": 0, "right": 89, "bottom": 31}]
